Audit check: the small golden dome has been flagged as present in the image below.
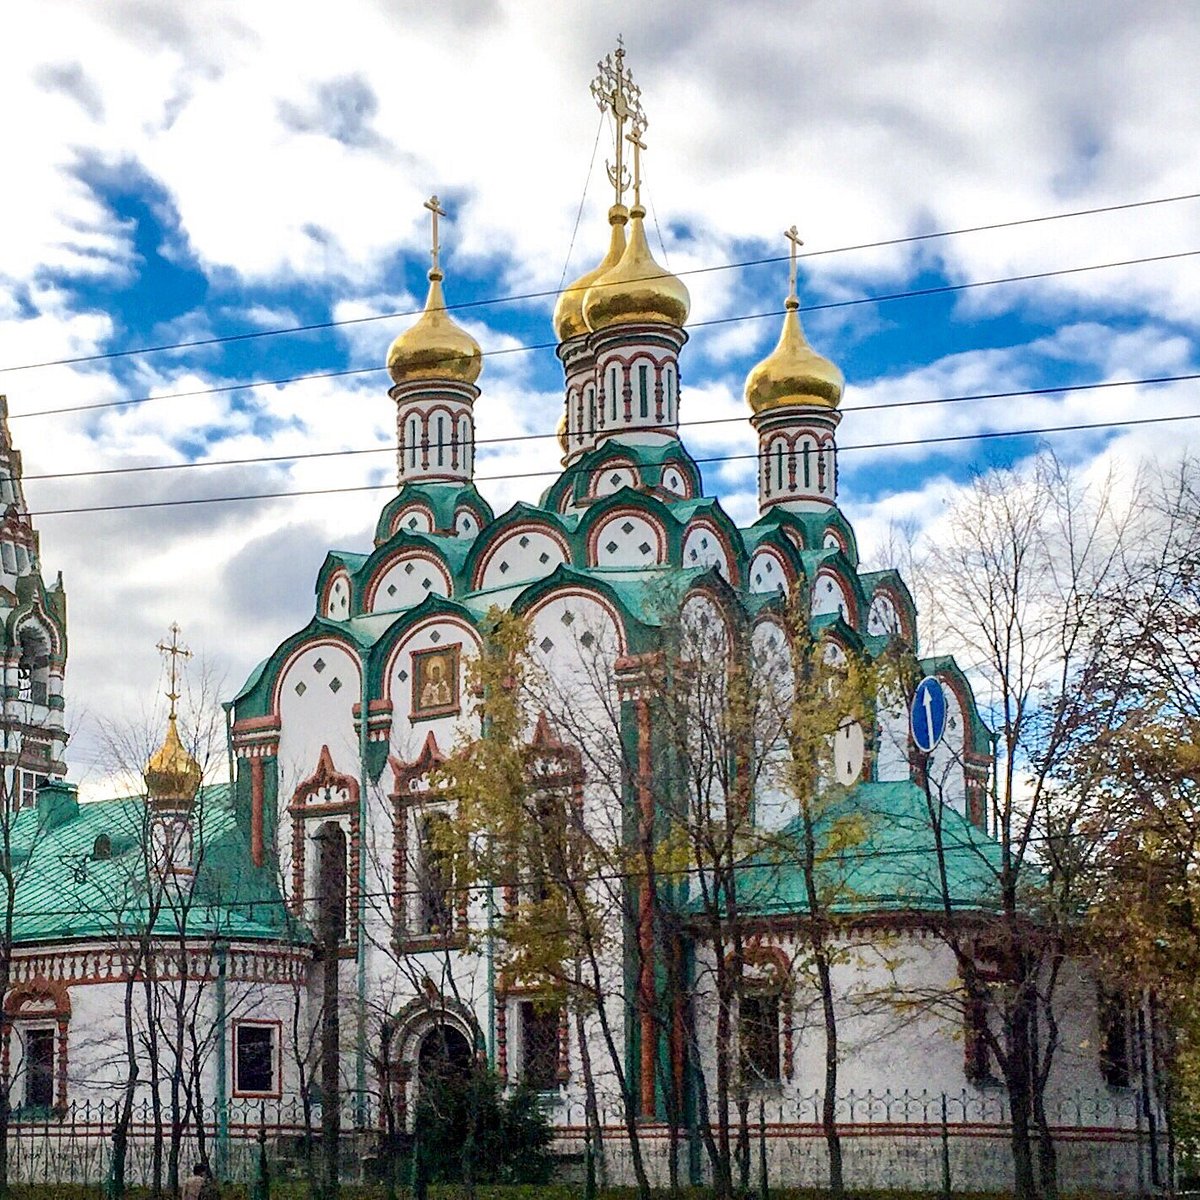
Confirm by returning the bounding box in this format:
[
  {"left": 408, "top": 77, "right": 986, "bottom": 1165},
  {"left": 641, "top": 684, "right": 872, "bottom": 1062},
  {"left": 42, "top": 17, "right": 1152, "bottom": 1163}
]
[
  {"left": 554, "top": 206, "right": 629, "bottom": 343},
  {"left": 144, "top": 716, "right": 202, "bottom": 806},
  {"left": 386, "top": 269, "right": 482, "bottom": 387},
  {"left": 744, "top": 297, "right": 844, "bottom": 414},
  {"left": 583, "top": 204, "right": 690, "bottom": 332},
  {"left": 556, "top": 411, "right": 569, "bottom": 461}
]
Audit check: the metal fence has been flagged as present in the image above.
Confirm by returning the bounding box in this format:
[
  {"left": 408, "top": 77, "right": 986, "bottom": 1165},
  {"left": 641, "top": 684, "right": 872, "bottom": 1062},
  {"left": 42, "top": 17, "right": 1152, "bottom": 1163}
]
[{"left": 1, "top": 1088, "right": 1153, "bottom": 1190}]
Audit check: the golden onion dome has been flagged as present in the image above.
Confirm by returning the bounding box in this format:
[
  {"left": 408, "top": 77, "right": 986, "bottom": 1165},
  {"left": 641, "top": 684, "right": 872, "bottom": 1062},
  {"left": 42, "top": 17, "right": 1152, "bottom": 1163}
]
[
  {"left": 582, "top": 204, "right": 690, "bottom": 332},
  {"left": 744, "top": 296, "right": 844, "bottom": 414},
  {"left": 144, "top": 716, "right": 202, "bottom": 806},
  {"left": 386, "top": 269, "right": 482, "bottom": 387},
  {"left": 553, "top": 205, "right": 629, "bottom": 343}
]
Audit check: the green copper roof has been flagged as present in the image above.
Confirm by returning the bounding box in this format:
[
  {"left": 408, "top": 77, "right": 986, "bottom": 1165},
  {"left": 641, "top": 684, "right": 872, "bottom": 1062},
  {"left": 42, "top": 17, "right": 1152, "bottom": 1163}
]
[
  {"left": 8, "top": 785, "right": 295, "bottom": 945},
  {"left": 730, "top": 781, "right": 1003, "bottom": 918}
]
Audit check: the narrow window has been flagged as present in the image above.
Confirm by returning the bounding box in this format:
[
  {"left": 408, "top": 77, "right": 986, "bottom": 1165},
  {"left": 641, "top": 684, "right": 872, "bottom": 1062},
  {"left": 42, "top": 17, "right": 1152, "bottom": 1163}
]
[
  {"left": 25, "top": 1028, "right": 54, "bottom": 1109},
  {"left": 740, "top": 992, "right": 780, "bottom": 1083},
  {"left": 408, "top": 419, "right": 418, "bottom": 468},
  {"left": 639, "top": 365, "right": 649, "bottom": 418},
  {"left": 317, "top": 821, "right": 347, "bottom": 944},
  {"left": 418, "top": 813, "right": 454, "bottom": 936},
  {"left": 519, "top": 1000, "right": 560, "bottom": 1091},
  {"left": 609, "top": 367, "right": 619, "bottom": 422},
  {"left": 234, "top": 1024, "right": 276, "bottom": 1094},
  {"left": 802, "top": 442, "right": 812, "bottom": 488},
  {"left": 964, "top": 995, "right": 995, "bottom": 1085},
  {"left": 436, "top": 416, "right": 445, "bottom": 466},
  {"left": 1099, "top": 988, "right": 1132, "bottom": 1088},
  {"left": 587, "top": 387, "right": 596, "bottom": 439}
]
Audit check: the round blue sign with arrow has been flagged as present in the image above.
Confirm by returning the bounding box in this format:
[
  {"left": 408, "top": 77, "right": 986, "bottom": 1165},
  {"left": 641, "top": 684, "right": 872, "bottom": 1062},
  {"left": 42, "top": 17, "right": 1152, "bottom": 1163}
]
[{"left": 910, "top": 676, "right": 947, "bottom": 754}]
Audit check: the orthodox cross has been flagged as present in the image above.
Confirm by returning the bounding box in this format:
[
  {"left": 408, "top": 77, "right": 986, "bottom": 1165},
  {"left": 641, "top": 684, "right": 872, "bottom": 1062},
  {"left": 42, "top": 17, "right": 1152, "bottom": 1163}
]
[
  {"left": 784, "top": 225, "right": 804, "bottom": 302},
  {"left": 625, "top": 124, "right": 646, "bottom": 209},
  {"left": 424, "top": 194, "right": 446, "bottom": 275},
  {"left": 156, "top": 622, "right": 192, "bottom": 722},
  {"left": 591, "top": 41, "right": 645, "bottom": 205}
]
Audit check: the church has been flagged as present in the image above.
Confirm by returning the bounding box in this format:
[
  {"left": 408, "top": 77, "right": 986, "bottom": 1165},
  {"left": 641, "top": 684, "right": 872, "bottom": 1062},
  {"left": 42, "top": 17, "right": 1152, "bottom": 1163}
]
[{"left": 2, "top": 49, "right": 1155, "bottom": 1195}]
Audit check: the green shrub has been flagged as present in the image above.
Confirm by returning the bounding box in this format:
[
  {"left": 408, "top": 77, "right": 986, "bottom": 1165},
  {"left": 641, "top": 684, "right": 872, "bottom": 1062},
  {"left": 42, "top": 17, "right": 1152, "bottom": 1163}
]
[{"left": 414, "top": 1066, "right": 554, "bottom": 1185}]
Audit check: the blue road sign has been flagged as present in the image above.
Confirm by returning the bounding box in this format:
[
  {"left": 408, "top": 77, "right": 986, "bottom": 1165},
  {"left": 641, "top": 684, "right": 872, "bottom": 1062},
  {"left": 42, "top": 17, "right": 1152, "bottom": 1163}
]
[{"left": 911, "top": 676, "right": 947, "bottom": 753}]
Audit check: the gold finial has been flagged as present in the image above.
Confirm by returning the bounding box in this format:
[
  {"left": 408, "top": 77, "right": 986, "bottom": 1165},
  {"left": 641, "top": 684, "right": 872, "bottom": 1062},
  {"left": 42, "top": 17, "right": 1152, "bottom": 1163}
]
[
  {"left": 156, "top": 622, "right": 192, "bottom": 723},
  {"left": 626, "top": 123, "right": 646, "bottom": 211},
  {"left": 785, "top": 225, "right": 804, "bottom": 305},
  {"left": 591, "top": 43, "right": 645, "bottom": 206},
  {"left": 424, "top": 194, "right": 447, "bottom": 278}
]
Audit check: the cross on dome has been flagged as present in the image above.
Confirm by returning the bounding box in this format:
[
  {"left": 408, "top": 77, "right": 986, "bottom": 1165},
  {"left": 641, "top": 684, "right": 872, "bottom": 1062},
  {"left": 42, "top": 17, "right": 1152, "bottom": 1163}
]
[
  {"left": 625, "top": 124, "right": 647, "bottom": 210},
  {"left": 591, "top": 43, "right": 645, "bottom": 206},
  {"left": 424, "top": 194, "right": 447, "bottom": 277},
  {"left": 785, "top": 224, "right": 804, "bottom": 304},
  {"left": 156, "top": 622, "right": 192, "bottom": 722}
]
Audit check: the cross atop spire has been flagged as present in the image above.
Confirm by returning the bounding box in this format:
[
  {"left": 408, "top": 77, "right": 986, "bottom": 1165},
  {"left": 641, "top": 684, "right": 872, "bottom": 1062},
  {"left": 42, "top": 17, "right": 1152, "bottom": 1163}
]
[
  {"left": 424, "top": 195, "right": 447, "bottom": 277},
  {"left": 156, "top": 623, "right": 192, "bottom": 722},
  {"left": 785, "top": 225, "right": 804, "bottom": 304},
  {"left": 591, "top": 43, "right": 645, "bottom": 206}
]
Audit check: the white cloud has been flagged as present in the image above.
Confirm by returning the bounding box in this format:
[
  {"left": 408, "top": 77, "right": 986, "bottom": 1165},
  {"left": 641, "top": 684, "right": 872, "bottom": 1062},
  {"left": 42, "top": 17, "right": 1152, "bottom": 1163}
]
[{"left": 2, "top": 0, "right": 1198, "bottom": 796}]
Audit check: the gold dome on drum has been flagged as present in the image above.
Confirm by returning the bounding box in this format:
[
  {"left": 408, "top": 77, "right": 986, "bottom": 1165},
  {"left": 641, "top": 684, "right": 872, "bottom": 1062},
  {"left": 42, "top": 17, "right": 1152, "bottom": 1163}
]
[
  {"left": 386, "top": 268, "right": 483, "bottom": 387},
  {"left": 144, "top": 717, "right": 202, "bottom": 806},
  {"left": 744, "top": 296, "right": 843, "bottom": 414},
  {"left": 582, "top": 203, "right": 690, "bottom": 332},
  {"left": 553, "top": 205, "right": 629, "bottom": 342}
]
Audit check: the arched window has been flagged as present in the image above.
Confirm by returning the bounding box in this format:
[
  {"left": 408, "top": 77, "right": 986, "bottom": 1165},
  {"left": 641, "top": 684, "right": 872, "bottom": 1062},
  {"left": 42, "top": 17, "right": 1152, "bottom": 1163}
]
[
  {"left": 408, "top": 418, "right": 418, "bottom": 469},
  {"left": 316, "top": 821, "right": 347, "bottom": 945},
  {"left": 92, "top": 834, "right": 111, "bottom": 861},
  {"left": 18, "top": 627, "right": 49, "bottom": 706}
]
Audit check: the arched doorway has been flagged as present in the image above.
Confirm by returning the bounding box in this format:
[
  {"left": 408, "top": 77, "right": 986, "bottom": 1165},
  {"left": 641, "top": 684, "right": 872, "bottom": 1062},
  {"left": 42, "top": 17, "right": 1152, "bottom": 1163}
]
[{"left": 417, "top": 1024, "right": 472, "bottom": 1087}]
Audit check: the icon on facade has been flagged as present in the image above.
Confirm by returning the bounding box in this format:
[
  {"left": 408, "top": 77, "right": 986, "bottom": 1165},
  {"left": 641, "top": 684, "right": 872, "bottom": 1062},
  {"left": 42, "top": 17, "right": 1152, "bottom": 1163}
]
[{"left": 411, "top": 644, "right": 460, "bottom": 719}]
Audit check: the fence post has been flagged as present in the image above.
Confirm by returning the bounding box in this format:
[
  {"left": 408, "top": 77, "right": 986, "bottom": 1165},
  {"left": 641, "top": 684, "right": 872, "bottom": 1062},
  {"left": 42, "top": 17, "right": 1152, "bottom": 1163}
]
[
  {"left": 758, "top": 1097, "right": 769, "bottom": 1200},
  {"left": 940, "top": 1091, "right": 951, "bottom": 1200},
  {"left": 251, "top": 1102, "right": 270, "bottom": 1200}
]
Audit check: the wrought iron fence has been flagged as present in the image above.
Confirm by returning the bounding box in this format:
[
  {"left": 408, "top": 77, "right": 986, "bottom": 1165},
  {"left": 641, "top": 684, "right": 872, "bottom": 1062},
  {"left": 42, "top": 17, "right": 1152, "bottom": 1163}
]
[{"left": 0, "top": 1087, "right": 1150, "bottom": 1190}]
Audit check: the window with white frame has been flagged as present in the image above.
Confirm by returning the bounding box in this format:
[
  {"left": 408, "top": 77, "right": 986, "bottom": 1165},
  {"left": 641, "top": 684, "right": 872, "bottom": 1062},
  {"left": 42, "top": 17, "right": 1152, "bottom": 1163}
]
[{"left": 233, "top": 1023, "right": 278, "bottom": 1096}]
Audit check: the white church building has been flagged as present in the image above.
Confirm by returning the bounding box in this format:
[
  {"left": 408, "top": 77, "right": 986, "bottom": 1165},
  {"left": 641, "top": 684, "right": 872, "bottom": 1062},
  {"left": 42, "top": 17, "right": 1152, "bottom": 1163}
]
[{"left": 1, "top": 51, "right": 1161, "bottom": 1195}]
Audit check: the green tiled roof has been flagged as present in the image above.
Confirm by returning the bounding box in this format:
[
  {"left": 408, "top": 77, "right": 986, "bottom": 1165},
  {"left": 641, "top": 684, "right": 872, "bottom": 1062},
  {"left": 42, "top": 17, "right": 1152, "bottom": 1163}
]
[
  {"left": 731, "top": 781, "right": 1003, "bottom": 918},
  {"left": 9, "top": 785, "right": 296, "bottom": 945}
]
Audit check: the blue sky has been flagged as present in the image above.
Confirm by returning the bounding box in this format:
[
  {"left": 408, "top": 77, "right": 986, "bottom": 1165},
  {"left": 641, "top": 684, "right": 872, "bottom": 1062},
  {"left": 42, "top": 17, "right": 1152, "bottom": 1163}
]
[{"left": 2, "top": 1, "right": 1197, "bottom": 794}]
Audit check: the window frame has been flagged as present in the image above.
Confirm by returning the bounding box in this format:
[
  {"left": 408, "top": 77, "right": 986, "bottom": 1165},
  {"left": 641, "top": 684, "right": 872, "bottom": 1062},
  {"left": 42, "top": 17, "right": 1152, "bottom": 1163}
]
[
  {"left": 516, "top": 998, "right": 562, "bottom": 1093},
  {"left": 21, "top": 1025, "right": 56, "bottom": 1112},
  {"left": 739, "top": 990, "right": 782, "bottom": 1086},
  {"left": 232, "top": 1020, "right": 281, "bottom": 1099}
]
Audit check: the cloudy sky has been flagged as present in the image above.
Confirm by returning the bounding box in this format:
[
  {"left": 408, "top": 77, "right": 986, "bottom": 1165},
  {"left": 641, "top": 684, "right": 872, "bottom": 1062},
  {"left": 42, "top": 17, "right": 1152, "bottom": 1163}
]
[{"left": 3, "top": 1, "right": 1198, "bottom": 795}]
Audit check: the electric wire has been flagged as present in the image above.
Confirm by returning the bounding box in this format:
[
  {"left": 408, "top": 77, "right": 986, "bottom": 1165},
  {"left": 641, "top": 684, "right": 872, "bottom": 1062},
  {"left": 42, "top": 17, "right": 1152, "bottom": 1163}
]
[
  {"left": 8, "top": 247, "right": 1200, "bottom": 424},
  {"left": 18, "top": 372, "right": 1200, "bottom": 486},
  {"left": 24, "top": 409, "right": 1200, "bottom": 518},
  {"left": 1, "top": 191, "right": 1197, "bottom": 375},
  {"left": 556, "top": 109, "right": 606, "bottom": 293}
]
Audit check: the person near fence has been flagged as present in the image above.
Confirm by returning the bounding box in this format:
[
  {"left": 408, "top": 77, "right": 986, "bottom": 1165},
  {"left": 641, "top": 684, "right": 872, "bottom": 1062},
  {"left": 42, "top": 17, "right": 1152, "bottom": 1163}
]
[{"left": 181, "top": 1162, "right": 219, "bottom": 1199}]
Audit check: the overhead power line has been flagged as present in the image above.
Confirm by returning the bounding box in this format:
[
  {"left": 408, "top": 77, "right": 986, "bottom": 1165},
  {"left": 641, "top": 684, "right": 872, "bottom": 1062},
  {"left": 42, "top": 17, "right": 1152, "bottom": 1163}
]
[
  {"left": 19, "top": 372, "right": 1200, "bottom": 486},
  {"left": 10, "top": 247, "right": 1200, "bottom": 424},
  {"left": 1, "top": 191, "right": 1197, "bottom": 375},
  {"left": 27, "top": 410, "right": 1200, "bottom": 518}
]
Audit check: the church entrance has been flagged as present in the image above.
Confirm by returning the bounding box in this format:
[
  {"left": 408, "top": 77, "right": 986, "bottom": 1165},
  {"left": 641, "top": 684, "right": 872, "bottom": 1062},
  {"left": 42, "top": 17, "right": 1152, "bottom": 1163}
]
[{"left": 416, "top": 1024, "right": 472, "bottom": 1088}]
